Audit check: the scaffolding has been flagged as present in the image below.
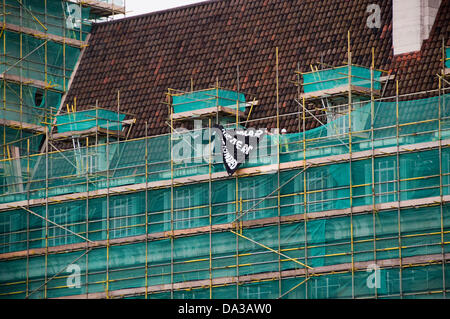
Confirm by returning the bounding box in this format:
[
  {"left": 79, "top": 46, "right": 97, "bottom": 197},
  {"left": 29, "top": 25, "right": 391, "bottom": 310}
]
[
  {"left": 0, "top": 0, "right": 125, "bottom": 160},
  {"left": 0, "top": 31, "right": 450, "bottom": 299}
]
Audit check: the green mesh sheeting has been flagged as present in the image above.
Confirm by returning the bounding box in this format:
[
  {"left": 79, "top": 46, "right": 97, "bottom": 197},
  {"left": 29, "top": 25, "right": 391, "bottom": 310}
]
[
  {"left": 0, "top": 205, "right": 449, "bottom": 298},
  {"left": 0, "top": 264, "right": 446, "bottom": 299},
  {"left": 0, "top": 0, "right": 92, "bottom": 41},
  {"left": 0, "top": 93, "right": 449, "bottom": 298},
  {"left": 302, "top": 65, "right": 382, "bottom": 93},
  {"left": 56, "top": 109, "right": 126, "bottom": 133},
  {"left": 446, "top": 47, "right": 450, "bottom": 68},
  {"left": 0, "top": 0, "right": 106, "bottom": 140},
  {"left": 1, "top": 31, "right": 81, "bottom": 92},
  {"left": 0, "top": 95, "right": 449, "bottom": 205},
  {"left": 0, "top": 82, "right": 61, "bottom": 126},
  {"left": 172, "top": 89, "right": 246, "bottom": 114}
]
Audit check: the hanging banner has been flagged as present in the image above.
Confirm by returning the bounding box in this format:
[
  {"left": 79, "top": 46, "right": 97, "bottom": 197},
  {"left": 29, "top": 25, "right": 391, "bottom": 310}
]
[{"left": 213, "top": 125, "right": 265, "bottom": 176}]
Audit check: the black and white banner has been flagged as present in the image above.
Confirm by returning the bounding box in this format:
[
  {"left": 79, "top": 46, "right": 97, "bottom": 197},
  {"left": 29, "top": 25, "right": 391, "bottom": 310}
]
[{"left": 213, "top": 125, "right": 265, "bottom": 176}]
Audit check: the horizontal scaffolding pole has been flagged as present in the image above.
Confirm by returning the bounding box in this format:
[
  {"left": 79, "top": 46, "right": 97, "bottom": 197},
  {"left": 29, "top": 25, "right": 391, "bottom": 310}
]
[
  {"left": 1, "top": 193, "right": 449, "bottom": 261},
  {"left": 50, "top": 252, "right": 450, "bottom": 299}
]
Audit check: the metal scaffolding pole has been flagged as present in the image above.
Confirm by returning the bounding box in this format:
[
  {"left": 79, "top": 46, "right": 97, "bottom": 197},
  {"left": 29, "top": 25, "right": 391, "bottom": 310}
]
[
  {"left": 169, "top": 89, "right": 174, "bottom": 299},
  {"left": 85, "top": 136, "right": 90, "bottom": 297},
  {"left": 395, "top": 80, "right": 403, "bottom": 299},
  {"left": 347, "top": 31, "right": 355, "bottom": 299},
  {"left": 370, "top": 47, "right": 378, "bottom": 299},
  {"left": 145, "top": 121, "right": 149, "bottom": 299},
  {"left": 208, "top": 118, "right": 213, "bottom": 299},
  {"left": 438, "top": 76, "right": 446, "bottom": 297},
  {"left": 276, "top": 46, "right": 282, "bottom": 297}
]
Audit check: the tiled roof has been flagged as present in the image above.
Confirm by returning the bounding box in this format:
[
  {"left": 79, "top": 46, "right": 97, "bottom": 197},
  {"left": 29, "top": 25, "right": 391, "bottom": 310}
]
[{"left": 65, "top": 0, "right": 450, "bottom": 138}]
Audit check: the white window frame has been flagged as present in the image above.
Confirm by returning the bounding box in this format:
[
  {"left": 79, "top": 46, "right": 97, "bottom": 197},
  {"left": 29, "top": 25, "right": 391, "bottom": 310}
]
[
  {"left": 375, "top": 159, "right": 397, "bottom": 203},
  {"left": 239, "top": 179, "right": 258, "bottom": 221},
  {"left": 78, "top": 153, "right": 98, "bottom": 175},
  {"left": 48, "top": 207, "right": 69, "bottom": 246},
  {"left": 307, "top": 170, "right": 327, "bottom": 213},
  {"left": 174, "top": 188, "right": 195, "bottom": 229},
  {"left": 243, "top": 285, "right": 268, "bottom": 299},
  {"left": 111, "top": 197, "right": 131, "bottom": 238},
  {"left": 312, "top": 277, "right": 340, "bottom": 299},
  {"left": 327, "top": 105, "right": 349, "bottom": 137},
  {"left": 283, "top": 173, "right": 304, "bottom": 215}
]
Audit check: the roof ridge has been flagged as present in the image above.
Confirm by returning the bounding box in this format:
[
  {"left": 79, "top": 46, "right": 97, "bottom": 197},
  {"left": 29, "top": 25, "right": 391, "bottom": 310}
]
[{"left": 96, "top": 0, "right": 221, "bottom": 26}]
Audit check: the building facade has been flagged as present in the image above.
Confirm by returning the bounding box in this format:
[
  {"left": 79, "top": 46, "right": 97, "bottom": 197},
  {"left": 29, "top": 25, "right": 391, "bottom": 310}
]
[{"left": 0, "top": 0, "right": 450, "bottom": 299}]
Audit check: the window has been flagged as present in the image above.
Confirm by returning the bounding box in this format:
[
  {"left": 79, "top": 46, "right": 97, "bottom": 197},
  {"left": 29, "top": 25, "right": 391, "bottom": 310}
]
[
  {"left": 307, "top": 170, "right": 327, "bottom": 213},
  {"left": 239, "top": 179, "right": 258, "bottom": 220},
  {"left": 327, "top": 105, "right": 349, "bottom": 136},
  {"left": 385, "top": 270, "right": 399, "bottom": 295},
  {"left": 78, "top": 153, "right": 98, "bottom": 175},
  {"left": 311, "top": 277, "right": 340, "bottom": 299},
  {"left": 174, "top": 188, "right": 195, "bottom": 229},
  {"left": 0, "top": 215, "right": 10, "bottom": 254},
  {"left": 48, "top": 207, "right": 69, "bottom": 246},
  {"left": 111, "top": 197, "right": 132, "bottom": 238},
  {"left": 375, "top": 159, "right": 397, "bottom": 203},
  {"left": 34, "top": 88, "right": 44, "bottom": 107},
  {"left": 242, "top": 285, "right": 270, "bottom": 299}
]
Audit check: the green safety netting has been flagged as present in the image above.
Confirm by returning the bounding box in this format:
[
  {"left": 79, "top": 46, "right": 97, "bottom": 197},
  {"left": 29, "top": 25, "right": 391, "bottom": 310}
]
[
  {"left": 0, "top": 82, "right": 60, "bottom": 126},
  {"left": 1, "top": 30, "right": 81, "bottom": 92},
  {"left": 0, "top": 94, "right": 448, "bottom": 204},
  {"left": 0, "top": 204, "right": 449, "bottom": 298},
  {"left": 0, "top": 93, "right": 449, "bottom": 298},
  {"left": 172, "top": 89, "right": 246, "bottom": 114},
  {"left": 302, "top": 65, "right": 382, "bottom": 93},
  {"left": 0, "top": 0, "right": 93, "bottom": 41},
  {"left": 56, "top": 109, "right": 126, "bottom": 133}
]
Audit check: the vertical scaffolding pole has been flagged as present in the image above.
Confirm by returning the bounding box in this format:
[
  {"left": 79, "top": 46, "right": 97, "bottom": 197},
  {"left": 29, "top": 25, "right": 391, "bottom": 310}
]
[
  {"left": 347, "top": 30, "right": 355, "bottom": 299},
  {"left": 208, "top": 118, "right": 212, "bottom": 299},
  {"left": 302, "top": 96, "right": 309, "bottom": 298},
  {"left": 438, "top": 77, "right": 446, "bottom": 297},
  {"left": 395, "top": 80, "right": 403, "bottom": 298},
  {"left": 44, "top": 126, "right": 49, "bottom": 299},
  {"left": 45, "top": 0, "right": 50, "bottom": 298},
  {"left": 275, "top": 47, "right": 282, "bottom": 297},
  {"left": 19, "top": 20, "right": 22, "bottom": 140},
  {"left": 145, "top": 121, "right": 149, "bottom": 299},
  {"left": 297, "top": 63, "right": 301, "bottom": 134},
  {"left": 370, "top": 47, "right": 378, "bottom": 299},
  {"left": 2, "top": 0, "right": 5, "bottom": 160},
  {"left": 26, "top": 138, "right": 30, "bottom": 297},
  {"left": 169, "top": 89, "right": 174, "bottom": 299},
  {"left": 234, "top": 73, "right": 240, "bottom": 298},
  {"left": 63, "top": 5, "right": 66, "bottom": 92},
  {"left": 117, "top": 90, "right": 120, "bottom": 145},
  {"left": 85, "top": 136, "right": 89, "bottom": 297},
  {"left": 105, "top": 119, "right": 110, "bottom": 298}
]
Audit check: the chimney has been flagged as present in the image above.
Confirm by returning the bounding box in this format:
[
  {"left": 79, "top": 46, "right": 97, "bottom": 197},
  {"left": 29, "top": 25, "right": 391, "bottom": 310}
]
[{"left": 392, "top": 0, "right": 442, "bottom": 55}]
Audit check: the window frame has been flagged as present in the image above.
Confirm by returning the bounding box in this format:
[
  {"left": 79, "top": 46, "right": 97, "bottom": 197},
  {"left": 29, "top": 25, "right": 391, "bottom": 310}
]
[
  {"left": 374, "top": 158, "right": 397, "bottom": 203},
  {"left": 306, "top": 169, "right": 327, "bottom": 213},
  {"left": 48, "top": 206, "right": 69, "bottom": 246},
  {"left": 174, "top": 187, "right": 195, "bottom": 229}
]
